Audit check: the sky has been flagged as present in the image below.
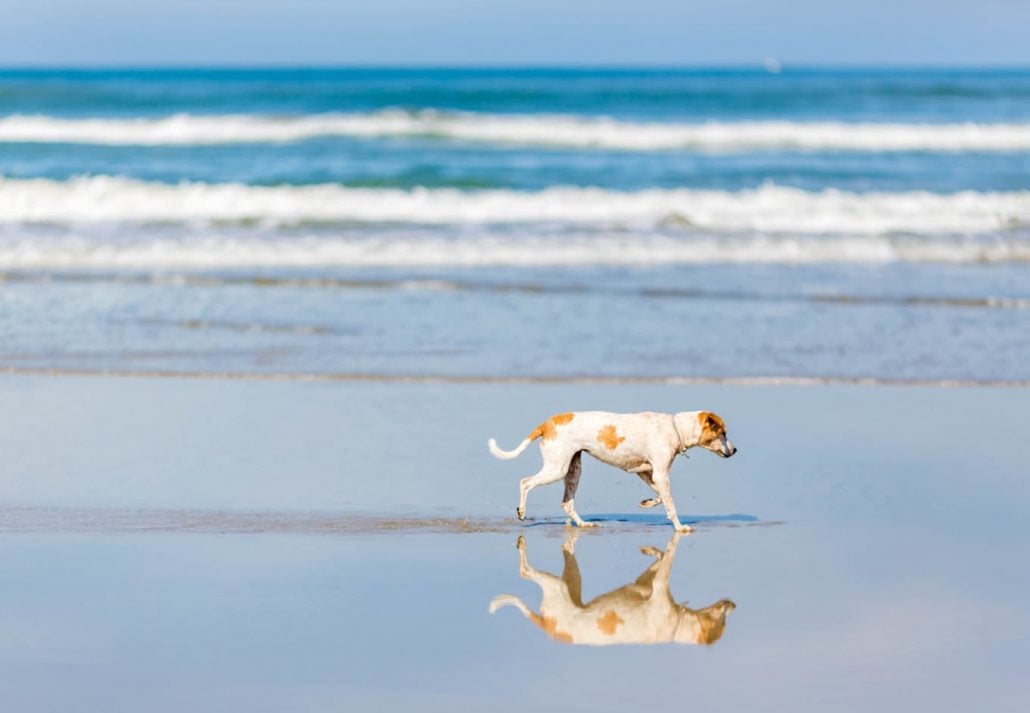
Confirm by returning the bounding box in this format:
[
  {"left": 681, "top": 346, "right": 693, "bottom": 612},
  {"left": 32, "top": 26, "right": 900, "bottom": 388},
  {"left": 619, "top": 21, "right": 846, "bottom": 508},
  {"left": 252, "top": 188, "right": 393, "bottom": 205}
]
[{"left": 0, "top": 0, "right": 1027, "bottom": 66}]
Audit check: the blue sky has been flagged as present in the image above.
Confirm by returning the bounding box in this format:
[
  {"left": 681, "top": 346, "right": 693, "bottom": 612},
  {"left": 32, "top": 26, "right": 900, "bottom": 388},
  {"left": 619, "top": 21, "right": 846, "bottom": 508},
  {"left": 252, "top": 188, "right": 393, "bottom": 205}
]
[{"left": 0, "top": 0, "right": 1027, "bottom": 66}]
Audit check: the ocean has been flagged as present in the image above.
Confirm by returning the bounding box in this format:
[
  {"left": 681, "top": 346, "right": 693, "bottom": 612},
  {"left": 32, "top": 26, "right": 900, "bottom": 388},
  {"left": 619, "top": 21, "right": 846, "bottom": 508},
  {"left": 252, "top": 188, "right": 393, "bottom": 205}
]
[{"left": 1, "top": 67, "right": 1028, "bottom": 381}]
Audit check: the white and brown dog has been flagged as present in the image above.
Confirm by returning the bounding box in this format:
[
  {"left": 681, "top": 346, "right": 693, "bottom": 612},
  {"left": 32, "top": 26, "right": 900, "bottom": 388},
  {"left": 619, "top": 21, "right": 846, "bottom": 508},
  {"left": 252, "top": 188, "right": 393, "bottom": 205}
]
[
  {"left": 489, "top": 531, "right": 735, "bottom": 646},
  {"left": 488, "top": 410, "right": 736, "bottom": 532}
]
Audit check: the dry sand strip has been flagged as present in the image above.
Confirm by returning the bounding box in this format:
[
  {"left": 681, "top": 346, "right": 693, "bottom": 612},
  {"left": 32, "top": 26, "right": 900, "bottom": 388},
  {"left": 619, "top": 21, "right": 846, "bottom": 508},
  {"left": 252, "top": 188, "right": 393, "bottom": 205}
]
[{"left": 0, "top": 507, "right": 780, "bottom": 535}]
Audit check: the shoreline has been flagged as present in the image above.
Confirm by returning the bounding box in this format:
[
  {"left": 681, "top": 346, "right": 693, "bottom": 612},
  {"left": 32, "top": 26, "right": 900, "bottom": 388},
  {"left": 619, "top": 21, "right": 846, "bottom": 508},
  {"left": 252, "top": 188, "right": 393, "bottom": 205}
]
[{"left": 3, "top": 365, "right": 1028, "bottom": 387}]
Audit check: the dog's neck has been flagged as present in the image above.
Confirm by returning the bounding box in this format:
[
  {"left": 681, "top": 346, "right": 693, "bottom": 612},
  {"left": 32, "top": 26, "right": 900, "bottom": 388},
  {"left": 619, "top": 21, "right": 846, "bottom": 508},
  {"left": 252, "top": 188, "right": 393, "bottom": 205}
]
[{"left": 673, "top": 411, "right": 704, "bottom": 452}]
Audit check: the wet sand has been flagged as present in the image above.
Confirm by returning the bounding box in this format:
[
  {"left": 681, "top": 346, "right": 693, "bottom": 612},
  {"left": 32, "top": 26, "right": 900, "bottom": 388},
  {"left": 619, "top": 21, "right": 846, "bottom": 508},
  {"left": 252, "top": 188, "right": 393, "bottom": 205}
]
[{"left": 0, "top": 375, "right": 1028, "bottom": 711}]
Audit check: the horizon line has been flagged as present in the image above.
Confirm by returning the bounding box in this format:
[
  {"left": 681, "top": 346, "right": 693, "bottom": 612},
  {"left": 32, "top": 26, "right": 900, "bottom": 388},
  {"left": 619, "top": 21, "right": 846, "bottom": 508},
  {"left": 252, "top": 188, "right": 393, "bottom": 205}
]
[{"left": 1, "top": 61, "right": 1029, "bottom": 72}]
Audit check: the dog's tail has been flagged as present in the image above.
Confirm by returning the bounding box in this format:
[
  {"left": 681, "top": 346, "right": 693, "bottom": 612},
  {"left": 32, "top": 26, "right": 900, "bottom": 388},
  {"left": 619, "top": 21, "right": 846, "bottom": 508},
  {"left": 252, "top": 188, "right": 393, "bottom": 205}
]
[
  {"left": 487, "top": 431, "right": 537, "bottom": 459},
  {"left": 489, "top": 594, "right": 532, "bottom": 616}
]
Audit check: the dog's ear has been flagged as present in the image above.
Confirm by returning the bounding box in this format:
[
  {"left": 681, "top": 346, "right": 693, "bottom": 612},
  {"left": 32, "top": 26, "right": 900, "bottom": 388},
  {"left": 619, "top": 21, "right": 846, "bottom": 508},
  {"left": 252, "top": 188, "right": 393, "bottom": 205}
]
[
  {"left": 697, "top": 411, "right": 726, "bottom": 439},
  {"left": 697, "top": 411, "right": 714, "bottom": 441},
  {"left": 701, "top": 411, "right": 725, "bottom": 431}
]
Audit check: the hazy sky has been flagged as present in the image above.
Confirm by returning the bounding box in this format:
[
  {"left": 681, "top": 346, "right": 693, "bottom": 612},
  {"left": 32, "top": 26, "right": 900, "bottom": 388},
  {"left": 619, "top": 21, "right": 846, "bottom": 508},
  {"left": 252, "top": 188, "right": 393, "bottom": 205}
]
[{"left": 0, "top": 0, "right": 1027, "bottom": 66}]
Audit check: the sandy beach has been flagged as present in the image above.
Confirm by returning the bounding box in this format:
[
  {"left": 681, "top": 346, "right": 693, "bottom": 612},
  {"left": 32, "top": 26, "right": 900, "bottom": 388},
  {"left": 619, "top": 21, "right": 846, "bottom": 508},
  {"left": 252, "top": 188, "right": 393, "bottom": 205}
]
[{"left": 0, "top": 374, "right": 1027, "bottom": 711}]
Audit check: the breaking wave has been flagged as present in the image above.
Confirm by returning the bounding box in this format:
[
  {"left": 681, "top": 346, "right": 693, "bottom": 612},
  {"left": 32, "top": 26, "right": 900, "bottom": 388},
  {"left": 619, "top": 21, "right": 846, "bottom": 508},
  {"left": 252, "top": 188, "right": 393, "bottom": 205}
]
[
  {"left": 2, "top": 111, "right": 1030, "bottom": 151},
  {"left": 1, "top": 175, "right": 1027, "bottom": 235}
]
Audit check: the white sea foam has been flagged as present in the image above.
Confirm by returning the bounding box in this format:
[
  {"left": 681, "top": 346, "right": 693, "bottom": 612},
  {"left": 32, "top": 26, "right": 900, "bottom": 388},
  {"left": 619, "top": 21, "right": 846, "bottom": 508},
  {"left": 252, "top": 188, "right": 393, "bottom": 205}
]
[
  {"left": 2, "top": 232, "right": 1029, "bottom": 268},
  {"left": 0, "top": 175, "right": 1027, "bottom": 236},
  {"left": 2, "top": 111, "right": 1030, "bottom": 151}
]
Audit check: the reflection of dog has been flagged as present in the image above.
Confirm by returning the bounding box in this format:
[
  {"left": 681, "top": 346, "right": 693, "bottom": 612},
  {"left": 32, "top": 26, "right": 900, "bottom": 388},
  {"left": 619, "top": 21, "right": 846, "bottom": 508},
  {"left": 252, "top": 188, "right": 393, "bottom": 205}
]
[
  {"left": 489, "top": 532, "right": 735, "bottom": 646},
  {"left": 488, "top": 410, "right": 736, "bottom": 531}
]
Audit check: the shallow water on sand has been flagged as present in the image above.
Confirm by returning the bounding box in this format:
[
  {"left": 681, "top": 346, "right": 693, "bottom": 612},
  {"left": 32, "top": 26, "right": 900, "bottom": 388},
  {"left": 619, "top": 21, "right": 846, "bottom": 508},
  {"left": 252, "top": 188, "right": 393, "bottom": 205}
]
[
  {"left": 3, "top": 522, "right": 1024, "bottom": 713},
  {"left": 0, "top": 376, "right": 1028, "bottom": 711},
  {"left": 3, "top": 263, "right": 1030, "bottom": 383}
]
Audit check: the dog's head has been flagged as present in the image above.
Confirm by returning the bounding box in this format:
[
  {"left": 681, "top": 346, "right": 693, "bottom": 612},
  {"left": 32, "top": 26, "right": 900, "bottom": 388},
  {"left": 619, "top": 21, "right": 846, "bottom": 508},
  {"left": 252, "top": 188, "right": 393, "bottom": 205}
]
[
  {"left": 685, "top": 411, "right": 737, "bottom": 458},
  {"left": 674, "top": 599, "right": 736, "bottom": 645}
]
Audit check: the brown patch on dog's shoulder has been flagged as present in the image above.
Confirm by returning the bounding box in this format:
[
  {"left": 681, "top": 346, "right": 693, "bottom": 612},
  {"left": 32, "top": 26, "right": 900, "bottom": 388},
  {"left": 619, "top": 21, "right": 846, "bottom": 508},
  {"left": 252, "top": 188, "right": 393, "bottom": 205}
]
[
  {"left": 596, "top": 424, "right": 625, "bottom": 450},
  {"left": 530, "top": 412, "right": 575, "bottom": 441},
  {"left": 529, "top": 611, "right": 573, "bottom": 644},
  {"left": 697, "top": 411, "right": 726, "bottom": 444},
  {"left": 596, "top": 609, "right": 625, "bottom": 636}
]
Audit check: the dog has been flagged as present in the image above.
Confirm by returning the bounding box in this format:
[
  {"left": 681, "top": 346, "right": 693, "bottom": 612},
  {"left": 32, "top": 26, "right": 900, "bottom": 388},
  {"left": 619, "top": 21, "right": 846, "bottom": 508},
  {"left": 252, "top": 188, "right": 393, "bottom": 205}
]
[
  {"left": 489, "top": 531, "right": 735, "bottom": 646},
  {"left": 488, "top": 410, "right": 736, "bottom": 532}
]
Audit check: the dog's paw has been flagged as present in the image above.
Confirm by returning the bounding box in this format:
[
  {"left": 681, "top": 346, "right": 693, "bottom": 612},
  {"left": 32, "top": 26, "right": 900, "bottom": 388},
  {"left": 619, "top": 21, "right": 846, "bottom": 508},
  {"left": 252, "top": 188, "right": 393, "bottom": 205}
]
[
  {"left": 639, "top": 497, "right": 662, "bottom": 509},
  {"left": 640, "top": 546, "right": 662, "bottom": 558},
  {"left": 674, "top": 523, "right": 695, "bottom": 534},
  {"left": 516, "top": 507, "right": 525, "bottom": 521}
]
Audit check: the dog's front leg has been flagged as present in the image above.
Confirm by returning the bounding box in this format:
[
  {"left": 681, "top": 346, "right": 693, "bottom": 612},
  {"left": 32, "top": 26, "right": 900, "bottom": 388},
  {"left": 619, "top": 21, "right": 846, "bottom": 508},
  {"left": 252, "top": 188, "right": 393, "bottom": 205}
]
[
  {"left": 651, "top": 531, "right": 683, "bottom": 598},
  {"left": 652, "top": 463, "right": 693, "bottom": 533},
  {"left": 632, "top": 467, "right": 662, "bottom": 508}
]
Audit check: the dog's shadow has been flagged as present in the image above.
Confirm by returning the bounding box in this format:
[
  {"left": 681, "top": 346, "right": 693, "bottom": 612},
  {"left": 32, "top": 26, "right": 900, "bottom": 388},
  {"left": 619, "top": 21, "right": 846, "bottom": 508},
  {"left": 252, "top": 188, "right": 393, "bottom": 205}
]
[
  {"left": 520, "top": 512, "right": 759, "bottom": 528},
  {"left": 489, "top": 530, "right": 736, "bottom": 646}
]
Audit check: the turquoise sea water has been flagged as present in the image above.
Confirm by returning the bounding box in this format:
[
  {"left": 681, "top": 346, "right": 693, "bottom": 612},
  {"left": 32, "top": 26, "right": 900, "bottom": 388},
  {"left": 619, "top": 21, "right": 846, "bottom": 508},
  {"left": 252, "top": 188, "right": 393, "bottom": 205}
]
[{"left": 1, "top": 68, "right": 1028, "bottom": 380}]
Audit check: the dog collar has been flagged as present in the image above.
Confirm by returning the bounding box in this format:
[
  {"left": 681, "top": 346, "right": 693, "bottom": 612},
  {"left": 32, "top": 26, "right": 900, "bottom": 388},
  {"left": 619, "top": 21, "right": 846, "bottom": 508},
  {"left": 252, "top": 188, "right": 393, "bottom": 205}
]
[{"left": 673, "top": 419, "right": 690, "bottom": 455}]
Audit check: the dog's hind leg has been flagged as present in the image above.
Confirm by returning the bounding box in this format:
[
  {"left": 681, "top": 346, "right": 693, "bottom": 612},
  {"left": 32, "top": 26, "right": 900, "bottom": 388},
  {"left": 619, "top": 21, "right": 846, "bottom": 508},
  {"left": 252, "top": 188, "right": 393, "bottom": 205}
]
[
  {"left": 560, "top": 536, "right": 585, "bottom": 607},
  {"left": 517, "top": 461, "right": 565, "bottom": 521},
  {"left": 561, "top": 451, "right": 596, "bottom": 528},
  {"left": 516, "top": 536, "right": 565, "bottom": 595}
]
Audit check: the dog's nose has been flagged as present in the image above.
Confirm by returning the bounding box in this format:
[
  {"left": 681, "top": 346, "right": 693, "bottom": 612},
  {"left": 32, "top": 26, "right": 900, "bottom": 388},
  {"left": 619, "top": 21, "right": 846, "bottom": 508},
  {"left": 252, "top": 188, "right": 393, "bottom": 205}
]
[{"left": 729, "top": 445, "right": 737, "bottom": 456}]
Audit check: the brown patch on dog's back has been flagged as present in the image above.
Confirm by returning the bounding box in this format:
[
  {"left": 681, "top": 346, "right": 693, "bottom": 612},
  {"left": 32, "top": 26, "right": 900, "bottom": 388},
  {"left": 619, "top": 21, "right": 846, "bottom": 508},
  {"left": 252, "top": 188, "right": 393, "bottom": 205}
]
[
  {"left": 528, "top": 412, "right": 575, "bottom": 441},
  {"left": 597, "top": 424, "right": 625, "bottom": 450},
  {"left": 528, "top": 611, "right": 573, "bottom": 643},
  {"left": 551, "top": 412, "right": 575, "bottom": 428},
  {"left": 596, "top": 609, "right": 625, "bottom": 635},
  {"left": 697, "top": 411, "right": 726, "bottom": 445}
]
